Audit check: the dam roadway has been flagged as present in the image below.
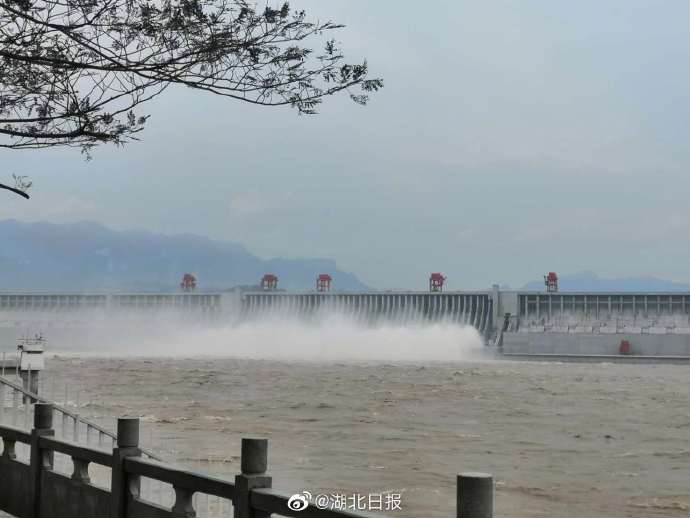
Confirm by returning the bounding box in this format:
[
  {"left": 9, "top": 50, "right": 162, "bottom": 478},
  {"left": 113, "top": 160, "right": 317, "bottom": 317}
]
[{"left": 3, "top": 289, "right": 690, "bottom": 356}]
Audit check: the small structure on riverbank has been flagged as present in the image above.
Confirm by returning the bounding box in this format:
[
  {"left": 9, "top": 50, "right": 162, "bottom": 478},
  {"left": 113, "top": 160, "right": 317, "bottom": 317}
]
[{"left": 2, "top": 335, "right": 45, "bottom": 401}]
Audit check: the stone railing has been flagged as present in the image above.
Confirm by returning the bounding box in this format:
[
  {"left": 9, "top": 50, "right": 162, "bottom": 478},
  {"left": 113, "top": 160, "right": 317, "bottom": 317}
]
[
  {"left": 0, "top": 373, "right": 162, "bottom": 461},
  {"left": 0, "top": 404, "right": 495, "bottom": 518}
]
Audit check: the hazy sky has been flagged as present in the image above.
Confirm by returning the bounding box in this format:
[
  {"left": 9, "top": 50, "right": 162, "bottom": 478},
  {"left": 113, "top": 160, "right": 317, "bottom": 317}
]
[{"left": 2, "top": 1, "right": 689, "bottom": 290}]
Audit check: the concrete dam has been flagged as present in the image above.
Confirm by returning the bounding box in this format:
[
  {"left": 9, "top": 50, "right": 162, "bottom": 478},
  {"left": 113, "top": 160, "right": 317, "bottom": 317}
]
[
  {"left": 241, "top": 291, "right": 494, "bottom": 332},
  {"left": 2, "top": 289, "right": 690, "bottom": 356}
]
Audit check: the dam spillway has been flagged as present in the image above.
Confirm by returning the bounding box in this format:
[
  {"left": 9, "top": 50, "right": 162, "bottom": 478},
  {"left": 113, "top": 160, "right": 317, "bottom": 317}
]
[
  {"left": 241, "top": 292, "right": 494, "bottom": 334},
  {"left": 3, "top": 289, "right": 690, "bottom": 356}
]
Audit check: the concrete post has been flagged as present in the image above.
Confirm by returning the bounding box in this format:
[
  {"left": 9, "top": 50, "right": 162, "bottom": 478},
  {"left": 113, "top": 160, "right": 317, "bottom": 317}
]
[
  {"left": 492, "top": 285, "right": 500, "bottom": 336},
  {"left": 0, "top": 379, "right": 4, "bottom": 423},
  {"left": 29, "top": 403, "right": 54, "bottom": 518},
  {"left": 171, "top": 486, "right": 197, "bottom": 518},
  {"left": 111, "top": 417, "right": 141, "bottom": 518},
  {"left": 457, "top": 473, "right": 493, "bottom": 518},
  {"left": 20, "top": 370, "right": 39, "bottom": 396},
  {"left": 21, "top": 370, "right": 40, "bottom": 405},
  {"left": 234, "top": 438, "right": 272, "bottom": 518}
]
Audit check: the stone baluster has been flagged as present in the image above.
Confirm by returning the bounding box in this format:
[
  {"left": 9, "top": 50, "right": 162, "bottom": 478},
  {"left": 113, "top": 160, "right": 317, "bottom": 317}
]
[
  {"left": 29, "top": 403, "right": 54, "bottom": 518},
  {"left": 111, "top": 417, "right": 141, "bottom": 518},
  {"left": 457, "top": 472, "right": 493, "bottom": 518},
  {"left": 234, "top": 438, "right": 272, "bottom": 518}
]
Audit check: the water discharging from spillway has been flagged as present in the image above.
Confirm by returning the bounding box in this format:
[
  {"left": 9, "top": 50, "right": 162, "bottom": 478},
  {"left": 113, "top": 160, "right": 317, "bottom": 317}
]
[
  {"left": 0, "top": 308, "right": 486, "bottom": 362},
  {"left": 241, "top": 292, "right": 494, "bottom": 335},
  {"left": 127, "top": 313, "right": 486, "bottom": 362}
]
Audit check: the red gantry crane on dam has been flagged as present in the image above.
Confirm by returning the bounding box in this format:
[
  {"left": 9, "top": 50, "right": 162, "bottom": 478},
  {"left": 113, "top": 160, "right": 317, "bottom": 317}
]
[
  {"left": 316, "top": 274, "right": 332, "bottom": 292},
  {"left": 180, "top": 273, "right": 197, "bottom": 292},
  {"left": 544, "top": 272, "right": 558, "bottom": 292},
  {"left": 429, "top": 273, "right": 446, "bottom": 292},
  {"left": 261, "top": 274, "right": 278, "bottom": 291}
]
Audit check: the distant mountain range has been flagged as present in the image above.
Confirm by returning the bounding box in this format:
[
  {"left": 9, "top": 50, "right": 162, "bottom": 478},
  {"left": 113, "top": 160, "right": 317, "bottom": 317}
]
[
  {"left": 0, "top": 220, "right": 368, "bottom": 292},
  {"left": 4, "top": 220, "right": 688, "bottom": 294},
  {"left": 522, "top": 271, "right": 690, "bottom": 292}
]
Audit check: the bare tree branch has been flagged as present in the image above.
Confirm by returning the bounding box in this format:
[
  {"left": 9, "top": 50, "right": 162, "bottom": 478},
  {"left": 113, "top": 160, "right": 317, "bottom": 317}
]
[
  {"left": 0, "top": 0, "right": 383, "bottom": 152},
  {"left": 0, "top": 181, "right": 30, "bottom": 199}
]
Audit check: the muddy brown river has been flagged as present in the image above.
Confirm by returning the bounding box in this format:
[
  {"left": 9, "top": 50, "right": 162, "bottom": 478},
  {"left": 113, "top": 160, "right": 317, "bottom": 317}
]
[{"left": 37, "top": 355, "right": 690, "bottom": 518}]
